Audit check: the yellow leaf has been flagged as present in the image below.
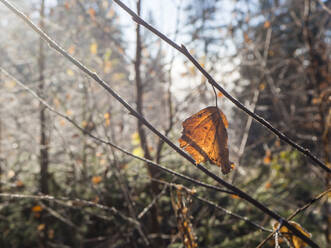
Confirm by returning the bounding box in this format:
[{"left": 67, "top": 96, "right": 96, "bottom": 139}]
[
  {"left": 104, "top": 112, "right": 110, "bottom": 120},
  {"left": 105, "top": 119, "right": 110, "bottom": 126},
  {"left": 131, "top": 132, "right": 140, "bottom": 146},
  {"left": 90, "top": 42, "right": 98, "bottom": 55},
  {"left": 259, "top": 83, "right": 266, "bottom": 91},
  {"left": 38, "top": 224, "right": 45, "bottom": 231},
  {"left": 103, "top": 48, "right": 112, "bottom": 61},
  {"left": 32, "top": 205, "right": 43, "bottom": 212},
  {"left": 66, "top": 110, "right": 73, "bottom": 116},
  {"left": 92, "top": 176, "right": 102, "bottom": 184},
  {"left": 66, "top": 69, "right": 74, "bottom": 76},
  {"left": 132, "top": 147, "right": 144, "bottom": 157}
]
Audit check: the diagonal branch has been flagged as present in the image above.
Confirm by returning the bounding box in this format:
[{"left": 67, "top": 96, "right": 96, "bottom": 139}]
[
  {"left": 112, "top": 0, "right": 330, "bottom": 174},
  {"left": 0, "top": 1, "right": 320, "bottom": 246}
]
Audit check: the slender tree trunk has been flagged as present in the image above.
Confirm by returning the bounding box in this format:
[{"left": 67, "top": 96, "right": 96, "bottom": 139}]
[
  {"left": 39, "top": 0, "right": 48, "bottom": 195},
  {"left": 135, "top": 0, "right": 162, "bottom": 245},
  {"left": 38, "top": 0, "right": 49, "bottom": 247}
]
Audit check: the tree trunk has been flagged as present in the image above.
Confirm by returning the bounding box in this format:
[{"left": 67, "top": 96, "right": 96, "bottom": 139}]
[{"left": 135, "top": 0, "right": 162, "bottom": 245}]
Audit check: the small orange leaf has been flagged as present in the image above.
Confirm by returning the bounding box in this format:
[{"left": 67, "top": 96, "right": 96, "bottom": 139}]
[
  {"left": 231, "top": 194, "right": 240, "bottom": 199},
  {"left": 92, "top": 176, "right": 102, "bottom": 184},
  {"left": 217, "top": 92, "right": 223, "bottom": 98},
  {"left": 263, "top": 150, "right": 272, "bottom": 164},
  {"left": 87, "top": 7, "right": 96, "bottom": 19},
  {"left": 68, "top": 45, "right": 75, "bottom": 55},
  {"left": 179, "top": 106, "right": 232, "bottom": 174},
  {"left": 38, "top": 224, "right": 45, "bottom": 231},
  {"left": 264, "top": 21, "right": 271, "bottom": 28},
  {"left": 32, "top": 205, "right": 43, "bottom": 212},
  {"left": 265, "top": 182, "right": 272, "bottom": 189}
]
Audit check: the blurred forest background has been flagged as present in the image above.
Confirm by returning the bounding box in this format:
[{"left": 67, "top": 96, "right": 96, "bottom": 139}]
[{"left": 0, "top": 0, "right": 330, "bottom": 247}]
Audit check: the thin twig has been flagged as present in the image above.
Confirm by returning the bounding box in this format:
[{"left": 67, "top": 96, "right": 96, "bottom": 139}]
[
  {"left": 315, "top": 0, "right": 331, "bottom": 15},
  {"left": 0, "top": 1, "right": 320, "bottom": 246},
  {"left": 0, "top": 193, "right": 139, "bottom": 227},
  {"left": 112, "top": 0, "right": 330, "bottom": 174}
]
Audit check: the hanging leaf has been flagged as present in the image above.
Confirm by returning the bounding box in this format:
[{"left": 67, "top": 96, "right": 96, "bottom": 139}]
[
  {"left": 179, "top": 106, "right": 233, "bottom": 174},
  {"left": 90, "top": 42, "right": 98, "bottom": 55},
  {"left": 274, "top": 221, "right": 312, "bottom": 248}
]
